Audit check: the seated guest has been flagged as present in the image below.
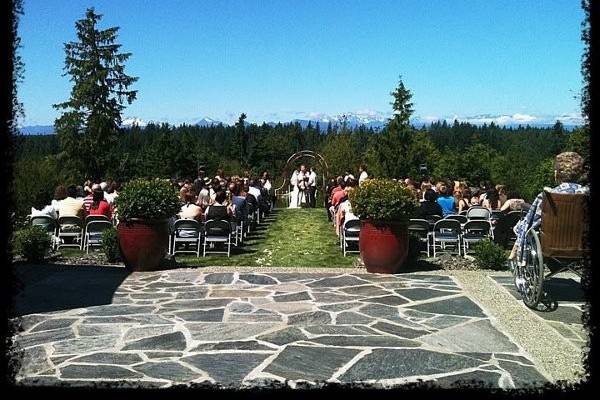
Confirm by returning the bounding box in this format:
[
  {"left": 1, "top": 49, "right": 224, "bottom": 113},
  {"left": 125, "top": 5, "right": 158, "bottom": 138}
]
[
  {"left": 59, "top": 185, "right": 85, "bottom": 218},
  {"left": 413, "top": 189, "right": 443, "bottom": 219},
  {"left": 496, "top": 185, "right": 508, "bottom": 207},
  {"left": 204, "top": 190, "right": 233, "bottom": 221},
  {"left": 230, "top": 182, "right": 248, "bottom": 224},
  {"left": 482, "top": 188, "right": 502, "bottom": 210},
  {"left": 419, "top": 182, "right": 432, "bottom": 202},
  {"left": 31, "top": 189, "right": 57, "bottom": 219},
  {"left": 51, "top": 185, "right": 68, "bottom": 211},
  {"left": 104, "top": 181, "right": 118, "bottom": 204},
  {"left": 470, "top": 189, "right": 481, "bottom": 206},
  {"left": 457, "top": 188, "right": 471, "bottom": 213},
  {"left": 335, "top": 186, "right": 359, "bottom": 236},
  {"left": 179, "top": 189, "right": 203, "bottom": 221},
  {"left": 76, "top": 185, "right": 86, "bottom": 200},
  {"left": 331, "top": 180, "right": 347, "bottom": 208},
  {"left": 83, "top": 183, "right": 102, "bottom": 214},
  {"left": 88, "top": 188, "right": 112, "bottom": 219},
  {"left": 500, "top": 191, "right": 529, "bottom": 213},
  {"left": 248, "top": 179, "right": 262, "bottom": 202},
  {"left": 436, "top": 183, "right": 456, "bottom": 216},
  {"left": 331, "top": 176, "right": 344, "bottom": 197},
  {"left": 510, "top": 152, "right": 589, "bottom": 264}
]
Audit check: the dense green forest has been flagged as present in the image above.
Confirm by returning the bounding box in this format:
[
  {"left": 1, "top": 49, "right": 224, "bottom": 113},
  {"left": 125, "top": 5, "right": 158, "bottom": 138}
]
[{"left": 13, "top": 119, "right": 590, "bottom": 218}]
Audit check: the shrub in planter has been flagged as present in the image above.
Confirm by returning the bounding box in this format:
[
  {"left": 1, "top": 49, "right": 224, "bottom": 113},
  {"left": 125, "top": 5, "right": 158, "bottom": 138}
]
[
  {"left": 349, "top": 179, "right": 419, "bottom": 273},
  {"left": 101, "top": 226, "right": 120, "bottom": 263},
  {"left": 13, "top": 225, "right": 52, "bottom": 263},
  {"left": 471, "top": 239, "right": 508, "bottom": 270},
  {"left": 114, "top": 178, "right": 181, "bottom": 271}
]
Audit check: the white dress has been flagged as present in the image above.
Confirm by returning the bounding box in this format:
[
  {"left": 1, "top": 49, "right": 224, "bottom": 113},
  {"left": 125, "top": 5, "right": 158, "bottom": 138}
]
[{"left": 289, "top": 171, "right": 300, "bottom": 208}]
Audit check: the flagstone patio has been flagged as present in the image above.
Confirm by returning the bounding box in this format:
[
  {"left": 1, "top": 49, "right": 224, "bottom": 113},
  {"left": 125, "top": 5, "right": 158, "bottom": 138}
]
[{"left": 9, "top": 265, "right": 561, "bottom": 389}]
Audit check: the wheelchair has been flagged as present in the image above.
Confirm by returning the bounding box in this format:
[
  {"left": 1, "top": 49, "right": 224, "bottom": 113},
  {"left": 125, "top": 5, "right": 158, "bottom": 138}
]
[{"left": 512, "top": 191, "right": 589, "bottom": 309}]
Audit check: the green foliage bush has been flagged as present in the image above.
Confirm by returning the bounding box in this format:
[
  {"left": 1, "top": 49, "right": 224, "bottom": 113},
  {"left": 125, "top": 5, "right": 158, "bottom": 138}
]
[
  {"left": 349, "top": 178, "right": 419, "bottom": 222},
  {"left": 13, "top": 225, "right": 52, "bottom": 262},
  {"left": 471, "top": 239, "right": 508, "bottom": 270},
  {"left": 114, "top": 178, "right": 181, "bottom": 221},
  {"left": 101, "top": 227, "right": 120, "bottom": 263}
]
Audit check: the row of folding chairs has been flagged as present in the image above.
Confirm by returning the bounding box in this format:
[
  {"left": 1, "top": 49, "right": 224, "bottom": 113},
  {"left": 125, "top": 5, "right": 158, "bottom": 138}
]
[
  {"left": 408, "top": 217, "right": 494, "bottom": 258},
  {"left": 169, "top": 212, "right": 266, "bottom": 257},
  {"left": 29, "top": 215, "right": 113, "bottom": 253}
]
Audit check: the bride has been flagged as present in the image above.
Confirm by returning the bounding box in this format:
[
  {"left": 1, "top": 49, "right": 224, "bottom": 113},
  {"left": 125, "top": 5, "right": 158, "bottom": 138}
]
[{"left": 288, "top": 167, "right": 300, "bottom": 208}]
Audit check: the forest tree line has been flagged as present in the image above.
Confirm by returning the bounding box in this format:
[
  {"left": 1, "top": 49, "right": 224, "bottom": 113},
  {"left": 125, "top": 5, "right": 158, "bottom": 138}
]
[{"left": 13, "top": 118, "right": 590, "bottom": 218}]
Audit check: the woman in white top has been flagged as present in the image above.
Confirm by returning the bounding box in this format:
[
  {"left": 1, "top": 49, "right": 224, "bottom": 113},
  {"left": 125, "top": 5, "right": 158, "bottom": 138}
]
[
  {"left": 358, "top": 164, "right": 369, "bottom": 185},
  {"left": 288, "top": 168, "right": 300, "bottom": 208}
]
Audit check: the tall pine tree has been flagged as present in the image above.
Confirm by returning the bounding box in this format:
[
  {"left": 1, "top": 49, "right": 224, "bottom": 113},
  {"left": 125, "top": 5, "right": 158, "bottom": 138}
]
[{"left": 54, "top": 8, "right": 138, "bottom": 181}]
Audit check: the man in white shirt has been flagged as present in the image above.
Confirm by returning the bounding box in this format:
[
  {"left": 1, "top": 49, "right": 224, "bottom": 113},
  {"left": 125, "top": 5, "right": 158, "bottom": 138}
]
[{"left": 307, "top": 167, "right": 317, "bottom": 208}]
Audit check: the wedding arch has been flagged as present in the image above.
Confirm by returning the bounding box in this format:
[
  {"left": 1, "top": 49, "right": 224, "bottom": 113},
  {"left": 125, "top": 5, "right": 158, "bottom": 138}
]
[{"left": 274, "top": 150, "right": 329, "bottom": 208}]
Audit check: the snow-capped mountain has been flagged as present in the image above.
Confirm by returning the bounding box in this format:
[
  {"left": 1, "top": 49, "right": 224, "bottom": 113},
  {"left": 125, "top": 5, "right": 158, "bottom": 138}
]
[
  {"left": 193, "top": 117, "right": 225, "bottom": 127},
  {"left": 121, "top": 117, "right": 146, "bottom": 127}
]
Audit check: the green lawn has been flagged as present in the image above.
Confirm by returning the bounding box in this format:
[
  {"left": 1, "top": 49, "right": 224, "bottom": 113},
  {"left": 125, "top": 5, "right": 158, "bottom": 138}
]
[
  {"left": 55, "top": 208, "right": 360, "bottom": 268},
  {"left": 177, "top": 208, "right": 360, "bottom": 268}
]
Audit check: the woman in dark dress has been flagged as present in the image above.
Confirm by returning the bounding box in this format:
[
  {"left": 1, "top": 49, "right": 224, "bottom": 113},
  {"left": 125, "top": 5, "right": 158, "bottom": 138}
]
[{"left": 204, "top": 191, "right": 232, "bottom": 221}]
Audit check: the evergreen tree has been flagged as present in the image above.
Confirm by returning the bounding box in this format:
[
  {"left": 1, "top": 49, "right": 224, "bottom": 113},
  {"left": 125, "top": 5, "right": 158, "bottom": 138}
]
[
  {"left": 233, "top": 113, "right": 248, "bottom": 167},
  {"left": 54, "top": 8, "right": 138, "bottom": 181}
]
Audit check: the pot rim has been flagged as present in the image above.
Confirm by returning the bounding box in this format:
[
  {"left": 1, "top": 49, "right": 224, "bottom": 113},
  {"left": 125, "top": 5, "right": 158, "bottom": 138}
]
[{"left": 118, "top": 217, "right": 170, "bottom": 225}]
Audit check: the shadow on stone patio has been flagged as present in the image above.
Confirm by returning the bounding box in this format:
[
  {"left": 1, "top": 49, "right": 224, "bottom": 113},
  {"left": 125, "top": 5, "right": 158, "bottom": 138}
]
[{"left": 10, "top": 263, "right": 130, "bottom": 317}]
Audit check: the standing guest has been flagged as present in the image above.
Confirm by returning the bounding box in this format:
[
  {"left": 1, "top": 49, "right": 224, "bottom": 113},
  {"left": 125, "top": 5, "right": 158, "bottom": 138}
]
[
  {"left": 215, "top": 169, "right": 224, "bottom": 181},
  {"left": 88, "top": 189, "right": 112, "bottom": 219},
  {"left": 179, "top": 189, "right": 203, "bottom": 221},
  {"left": 31, "top": 189, "right": 57, "bottom": 219},
  {"left": 436, "top": 183, "right": 456, "bottom": 216},
  {"left": 204, "top": 190, "right": 233, "bottom": 221},
  {"left": 413, "top": 189, "right": 443, "bottom": 219},
  {"left": 307, "top": 167, "right": 317, "bottom": 208},
  {"left": 52, "top": 185, "right": 68, "bottom": 211},
  {"left": 59, "top": 185, "right": 85, "bottom": 218},
  {"left": 83, "top": 183, "right": 102, "bottom": 214},
  {"left": 358, "top": 164, "right": 369, "bottom": 186}
]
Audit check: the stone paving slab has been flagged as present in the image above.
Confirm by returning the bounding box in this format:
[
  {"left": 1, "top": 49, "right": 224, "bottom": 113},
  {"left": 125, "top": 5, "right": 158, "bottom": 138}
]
[
  {"left": 491, "top": 275, "right": 587, "bottom": 349},
  {"left": 10, "top": 268, "right": 553, "bottom": 389}
]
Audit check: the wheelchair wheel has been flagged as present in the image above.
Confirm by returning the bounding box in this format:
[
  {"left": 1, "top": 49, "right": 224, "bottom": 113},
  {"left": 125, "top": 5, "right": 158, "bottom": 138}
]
[{"left": 515, "top": 229, "right": 545, "bottom": 309}]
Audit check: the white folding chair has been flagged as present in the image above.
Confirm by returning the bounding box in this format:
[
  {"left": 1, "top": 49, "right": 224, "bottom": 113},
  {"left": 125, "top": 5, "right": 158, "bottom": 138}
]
[
  {"left": 83, "top": 220, "right": 113, "bottom": 254},
  {"left": 170, "top": 219, "right": 202, "bottom": 257},
  {"left": 31, "top": 215, "right": 59, "bottom": 251},
  {"left": 408, "top": 219, "right": 432, "bottom": 257},
  {"left": 203, "top": 219, "right": 232, "bottom": 257},
  {"left": 432, "top": 219, "right": 462, "bottom": 257},
  {"left": 466, "top": 206, "right": 491, "bottom": 221},
  {"left": 342, "top": 219, "right": 361, "bottom": 256},
  {"left": 462, "top": 220, "right": 492, "bottom": 256},
  {"left": 57, "top": 216, "right": 84, "bottom": 250}
]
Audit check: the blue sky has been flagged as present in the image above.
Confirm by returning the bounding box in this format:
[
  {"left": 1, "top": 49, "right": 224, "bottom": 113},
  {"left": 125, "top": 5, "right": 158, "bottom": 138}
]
[{"left": 18, "top": 0, "right": 585, "bottom": 125}]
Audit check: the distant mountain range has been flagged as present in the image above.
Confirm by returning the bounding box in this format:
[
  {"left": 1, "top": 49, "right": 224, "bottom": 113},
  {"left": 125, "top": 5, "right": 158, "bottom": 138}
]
[{"left": 18, "top": 111, "right": 583, "bottom": 135}]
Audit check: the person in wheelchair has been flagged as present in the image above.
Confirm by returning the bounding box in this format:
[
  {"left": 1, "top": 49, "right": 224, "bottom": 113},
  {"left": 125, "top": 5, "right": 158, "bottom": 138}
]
[{"left": 509, "top": 152, "right": 588, "bottom": 268}]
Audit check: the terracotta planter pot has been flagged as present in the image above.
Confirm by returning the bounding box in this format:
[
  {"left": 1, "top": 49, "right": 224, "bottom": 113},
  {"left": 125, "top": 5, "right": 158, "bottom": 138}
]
[
  {"left": 117, "top": 219, "right": 169, "bottom": 271},
  {"left": 359, "top": 220, "right": 408, "bottom": 274}
]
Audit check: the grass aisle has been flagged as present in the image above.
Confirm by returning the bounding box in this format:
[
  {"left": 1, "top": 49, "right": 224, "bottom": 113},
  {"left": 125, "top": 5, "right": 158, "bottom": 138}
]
[{"left": 178, "top": 208, "right": 359, "bottom": 268}]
